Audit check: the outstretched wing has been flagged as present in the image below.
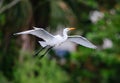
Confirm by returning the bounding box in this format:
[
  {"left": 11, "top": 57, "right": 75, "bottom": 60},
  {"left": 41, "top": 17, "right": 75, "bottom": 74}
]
[
  {"left": 14, "top": 27, "right": 54, "bottom": 42},
  {"left": 68, "top": 36, "right": 97, "bottom": 49}
]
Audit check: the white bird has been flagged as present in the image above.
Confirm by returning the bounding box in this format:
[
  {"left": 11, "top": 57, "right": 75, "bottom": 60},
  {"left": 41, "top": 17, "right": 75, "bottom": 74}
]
[{"left": 14, "top": 27, "right": 97, "bottom": 58}]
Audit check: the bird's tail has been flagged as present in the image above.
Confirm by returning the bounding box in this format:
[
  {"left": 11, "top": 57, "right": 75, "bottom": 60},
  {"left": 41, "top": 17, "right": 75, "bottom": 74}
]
[
  {"left": 38, "top": 41, "right": 47, "bottom": 47},
  {"left": 13, "top": 30, "right": 32, "bottom": 35}
]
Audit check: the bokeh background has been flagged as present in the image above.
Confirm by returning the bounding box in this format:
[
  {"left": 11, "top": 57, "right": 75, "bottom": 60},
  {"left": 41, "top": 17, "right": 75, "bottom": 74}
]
[{"left": 0, "top": 0, "right": 120, "bottom": 83}]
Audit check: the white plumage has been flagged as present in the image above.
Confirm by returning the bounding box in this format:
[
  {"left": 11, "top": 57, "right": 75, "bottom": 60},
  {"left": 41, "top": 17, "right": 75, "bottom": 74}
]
[{"left": 14, "top": 27, "right": 97, "bottom": 49}]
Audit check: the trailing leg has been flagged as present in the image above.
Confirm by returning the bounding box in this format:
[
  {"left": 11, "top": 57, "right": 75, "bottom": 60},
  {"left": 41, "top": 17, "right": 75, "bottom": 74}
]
[
  {"left": 39, "top": 46, "right": 53, "bottom": 59},
  {"left": 33, "top": 46, "right": 47, "bottom": 57}
]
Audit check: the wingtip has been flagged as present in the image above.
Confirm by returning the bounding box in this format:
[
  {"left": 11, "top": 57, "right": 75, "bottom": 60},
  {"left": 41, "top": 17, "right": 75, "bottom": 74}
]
[
  {"left": 13, "top": 33, "right": 21, "bottom": 35},
  {"left": 92, "top": 45, "right": 97, "bottom": 49},
  {"left": 13, "top": 33, "right": 17, "bottom": 35}
]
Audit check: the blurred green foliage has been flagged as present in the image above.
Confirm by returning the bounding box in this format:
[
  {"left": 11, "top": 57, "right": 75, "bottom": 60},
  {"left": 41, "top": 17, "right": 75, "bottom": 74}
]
[
  {"left": 0, "top": 0, "right": 120, "bottom": 83},
  {"left": 14, "top": 53, "right": 68, "bottom": 83}
]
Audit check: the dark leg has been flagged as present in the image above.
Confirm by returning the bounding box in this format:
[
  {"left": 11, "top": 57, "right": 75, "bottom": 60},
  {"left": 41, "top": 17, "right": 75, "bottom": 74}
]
[
  {"left": 33, "top": 46, "right": 47, "bottom": 57},
  {"left": 39, "top": 46, "right": 53, "bottom": 59}
]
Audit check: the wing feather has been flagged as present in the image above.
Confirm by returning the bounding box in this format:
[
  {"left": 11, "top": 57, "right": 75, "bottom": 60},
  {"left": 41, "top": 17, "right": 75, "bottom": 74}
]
[
  {"left": 14, "top": 27, "right": 54, "bottom": 42},
  {"left": 68, "top": 36, "right": 97, "bottom": 49}
]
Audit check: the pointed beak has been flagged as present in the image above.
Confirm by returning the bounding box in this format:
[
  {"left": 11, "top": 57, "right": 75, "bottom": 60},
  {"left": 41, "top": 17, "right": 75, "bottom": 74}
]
[{"left": 69, "top": 27, "right": 76, "bottom": 31}]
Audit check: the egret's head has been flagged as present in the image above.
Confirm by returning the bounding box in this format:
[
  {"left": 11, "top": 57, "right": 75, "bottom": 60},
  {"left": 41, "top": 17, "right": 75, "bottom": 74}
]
[{"left": 64, "top": 27, "right": 76, "bottom": 32}]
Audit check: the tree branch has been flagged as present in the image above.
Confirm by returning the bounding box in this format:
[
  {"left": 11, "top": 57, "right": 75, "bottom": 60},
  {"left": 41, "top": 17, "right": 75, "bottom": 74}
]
[
  {"left": 0, "top": 0, "right": 3, "bottom": 9},
  {"left": 0, "top": 0, "right": 21, "bottom": 14}
]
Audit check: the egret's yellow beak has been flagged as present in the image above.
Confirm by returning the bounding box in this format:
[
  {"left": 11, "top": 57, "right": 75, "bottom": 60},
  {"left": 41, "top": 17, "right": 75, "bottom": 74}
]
[{"left": 69, "top": 27, "right": 76, "bottom": 31}]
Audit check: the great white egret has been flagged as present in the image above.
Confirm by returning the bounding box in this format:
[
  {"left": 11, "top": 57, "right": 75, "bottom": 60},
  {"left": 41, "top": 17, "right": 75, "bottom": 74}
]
[{"left": 14, "top": 27, "right": 97, "bottom": 58}]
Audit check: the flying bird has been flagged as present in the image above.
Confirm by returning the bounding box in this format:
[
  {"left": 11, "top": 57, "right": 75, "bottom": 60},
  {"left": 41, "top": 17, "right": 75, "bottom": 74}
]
[{"left": 14, "top": 27, "right": 97, "bottom": 59}]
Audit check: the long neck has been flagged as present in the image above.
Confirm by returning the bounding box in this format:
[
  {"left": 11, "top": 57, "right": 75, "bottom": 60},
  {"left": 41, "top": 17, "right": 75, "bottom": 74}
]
[{"left": 63, "top": 30, "right": 68, "bottom": 39}]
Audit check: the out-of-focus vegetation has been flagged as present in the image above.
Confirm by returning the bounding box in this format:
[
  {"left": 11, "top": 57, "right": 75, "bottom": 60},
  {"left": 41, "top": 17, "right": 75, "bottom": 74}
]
[{"left": 0, "top": 0, "right": 120, "bottom": 83}]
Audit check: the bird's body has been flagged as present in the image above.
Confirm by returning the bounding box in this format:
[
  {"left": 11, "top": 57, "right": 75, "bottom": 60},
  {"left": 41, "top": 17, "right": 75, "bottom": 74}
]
[
  {"left": 39, "top": 35, "right": 65, "bottom": 47},
  {"left": 14, "top": 27, "right": 97, "bottom": 58},
  {"left": 50, "top": 35, "right": 66, "bottom": 47}
]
